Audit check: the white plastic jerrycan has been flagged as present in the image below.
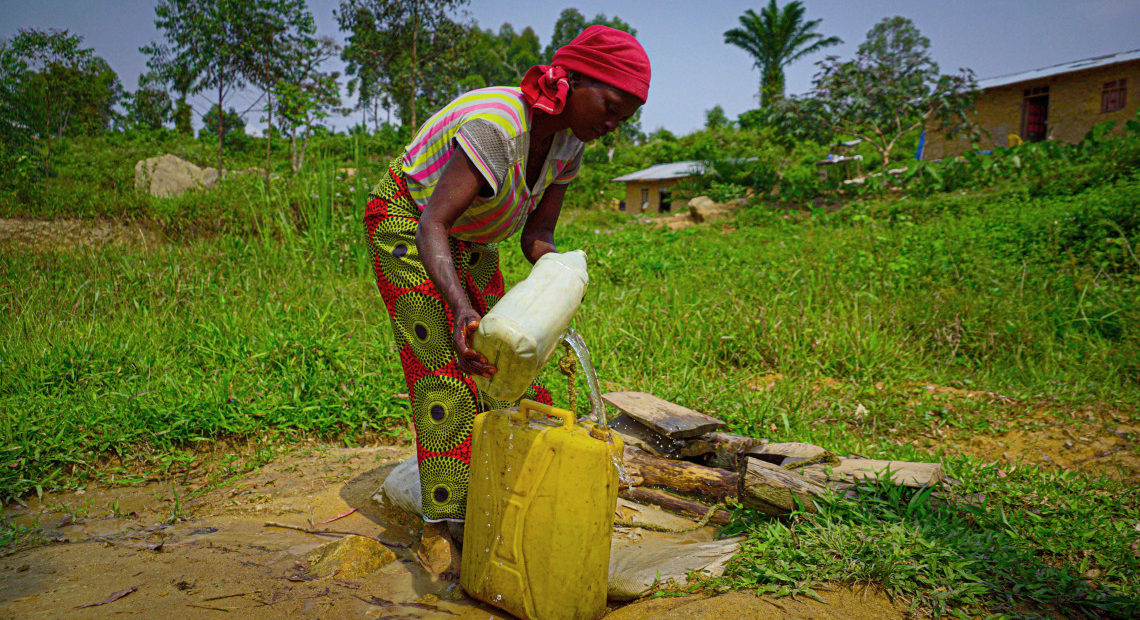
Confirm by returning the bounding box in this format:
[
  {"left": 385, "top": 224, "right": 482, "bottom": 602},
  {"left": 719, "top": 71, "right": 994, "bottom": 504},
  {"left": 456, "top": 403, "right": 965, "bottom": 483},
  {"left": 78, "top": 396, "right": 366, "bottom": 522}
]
[{"left": 472, "top": 250, "right": 588, "bottom": 402}]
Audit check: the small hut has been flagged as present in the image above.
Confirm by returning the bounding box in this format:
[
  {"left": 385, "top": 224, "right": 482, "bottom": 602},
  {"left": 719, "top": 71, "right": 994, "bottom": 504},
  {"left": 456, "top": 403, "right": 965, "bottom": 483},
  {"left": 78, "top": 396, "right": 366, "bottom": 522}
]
[{"left": 611, "top": 161, "right": 706, "bottom": 214}]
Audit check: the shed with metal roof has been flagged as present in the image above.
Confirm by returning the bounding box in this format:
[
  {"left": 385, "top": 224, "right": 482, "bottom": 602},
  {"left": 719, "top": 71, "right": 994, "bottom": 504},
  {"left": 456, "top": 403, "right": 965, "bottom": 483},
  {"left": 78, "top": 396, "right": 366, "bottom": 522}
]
[{"left": 610, "top": 161, "right": 706, "bottom": 213}]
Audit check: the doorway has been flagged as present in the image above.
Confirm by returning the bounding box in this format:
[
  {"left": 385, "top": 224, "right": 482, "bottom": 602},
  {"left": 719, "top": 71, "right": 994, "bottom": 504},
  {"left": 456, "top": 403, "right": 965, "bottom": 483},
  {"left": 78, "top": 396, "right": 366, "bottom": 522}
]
[
  {"left": 1021, "top": 86, "right": 1049, "bottom": 142},
  {"left": 658, "top": 189, "right": 672, "bottom": 213}
]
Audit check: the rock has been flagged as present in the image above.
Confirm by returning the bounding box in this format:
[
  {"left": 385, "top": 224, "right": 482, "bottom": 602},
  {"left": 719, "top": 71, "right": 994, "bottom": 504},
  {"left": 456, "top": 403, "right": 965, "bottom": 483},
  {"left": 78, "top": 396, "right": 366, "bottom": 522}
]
[
  {"left": 134, "top": 154, "right": 219, "bottom": 198},
  {"left": 306, "top": 534, "right": 396, "bottom": 580},
  {"left": 687, "top": 195, "right": 736, "bottom": 223}
]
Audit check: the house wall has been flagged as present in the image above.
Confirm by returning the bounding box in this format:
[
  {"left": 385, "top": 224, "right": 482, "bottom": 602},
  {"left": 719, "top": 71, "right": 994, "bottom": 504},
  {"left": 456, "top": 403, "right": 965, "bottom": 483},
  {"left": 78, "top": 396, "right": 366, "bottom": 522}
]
[
  {"left": 924, "top": 59, "right": 1140, "bottom": 160},
  {"left": 622, "top": 178, "right": 687, "bottom": 213}
]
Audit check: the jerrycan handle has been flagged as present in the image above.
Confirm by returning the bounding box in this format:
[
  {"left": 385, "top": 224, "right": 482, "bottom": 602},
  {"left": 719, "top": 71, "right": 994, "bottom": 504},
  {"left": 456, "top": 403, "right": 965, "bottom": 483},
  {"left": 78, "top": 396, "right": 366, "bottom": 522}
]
[{"left": 512, "top": 399, "right": 575, "bottom": 428}]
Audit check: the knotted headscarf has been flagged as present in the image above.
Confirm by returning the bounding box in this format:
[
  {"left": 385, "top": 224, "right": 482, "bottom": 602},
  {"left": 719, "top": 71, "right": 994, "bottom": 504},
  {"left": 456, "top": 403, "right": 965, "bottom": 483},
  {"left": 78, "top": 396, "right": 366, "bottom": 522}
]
[{"left": 521, "top": 25, "right": 651, "bottom": 115}]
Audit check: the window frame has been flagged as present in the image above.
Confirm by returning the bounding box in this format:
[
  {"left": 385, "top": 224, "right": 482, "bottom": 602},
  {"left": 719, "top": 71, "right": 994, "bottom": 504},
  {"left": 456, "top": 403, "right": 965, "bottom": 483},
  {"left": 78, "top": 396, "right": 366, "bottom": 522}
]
[{"left": 1102, "top": 78, "right": 1127, "bottom": 114}]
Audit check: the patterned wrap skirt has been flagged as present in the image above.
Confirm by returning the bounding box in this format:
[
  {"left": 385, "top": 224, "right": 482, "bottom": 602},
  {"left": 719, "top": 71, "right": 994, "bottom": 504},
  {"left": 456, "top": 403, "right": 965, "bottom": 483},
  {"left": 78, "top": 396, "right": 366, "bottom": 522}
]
[{"left": 363, "top": 158, "right": 552, "bottom": 522}]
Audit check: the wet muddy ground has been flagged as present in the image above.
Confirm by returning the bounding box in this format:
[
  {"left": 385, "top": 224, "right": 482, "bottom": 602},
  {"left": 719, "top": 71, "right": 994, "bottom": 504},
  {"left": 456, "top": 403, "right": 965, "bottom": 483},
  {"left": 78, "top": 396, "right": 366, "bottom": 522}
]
[{"left": 1, "top": 444, "right": 913, "bottom": 619}]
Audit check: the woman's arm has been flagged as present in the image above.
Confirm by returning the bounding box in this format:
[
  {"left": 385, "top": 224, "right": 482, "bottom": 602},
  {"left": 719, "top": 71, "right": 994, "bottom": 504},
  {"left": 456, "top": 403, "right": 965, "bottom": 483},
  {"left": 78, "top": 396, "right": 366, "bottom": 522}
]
[
  {"left": 415, "top": 149, "right": 497, "bottom": 378},
  {"left": 520, "top": 182, "right": 567, "bottom": 264}
]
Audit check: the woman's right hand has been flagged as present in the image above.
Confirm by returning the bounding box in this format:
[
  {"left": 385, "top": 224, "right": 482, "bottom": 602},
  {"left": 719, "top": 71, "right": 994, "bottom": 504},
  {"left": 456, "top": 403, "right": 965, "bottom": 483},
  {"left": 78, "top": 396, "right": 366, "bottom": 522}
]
[{"left": 452, "top": 306, "right": 497, "bottom": 379}]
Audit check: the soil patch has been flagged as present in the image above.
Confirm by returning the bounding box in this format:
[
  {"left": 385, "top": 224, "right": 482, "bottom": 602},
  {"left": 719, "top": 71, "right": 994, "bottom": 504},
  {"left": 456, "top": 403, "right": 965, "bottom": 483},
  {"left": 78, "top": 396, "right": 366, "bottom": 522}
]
[
  {"left": 0, "top": 218, "right": 163, "bottom": 252},
  {"left": 2, "top": 443, "right": 910, "bottom": 619}
]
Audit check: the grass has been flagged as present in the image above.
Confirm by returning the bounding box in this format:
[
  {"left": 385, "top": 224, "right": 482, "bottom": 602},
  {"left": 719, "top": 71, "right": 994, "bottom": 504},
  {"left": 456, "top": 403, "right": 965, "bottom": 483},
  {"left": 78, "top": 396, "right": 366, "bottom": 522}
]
[{"left": 2, "top": 134, "right": 1139, "bottom": 616}]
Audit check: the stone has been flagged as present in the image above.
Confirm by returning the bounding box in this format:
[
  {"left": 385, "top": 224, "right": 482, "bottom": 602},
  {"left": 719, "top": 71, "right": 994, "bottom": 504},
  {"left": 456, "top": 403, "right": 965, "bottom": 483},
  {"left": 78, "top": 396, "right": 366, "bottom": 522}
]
[
  {"left": 306, "top": 534, "right": 396, "bottom": 580},
  {"left": 133, "top": 154, "right": 219, "bottom": 198},
  {"left": 687, "top": 195, "right": 735, "bottom": 223}
]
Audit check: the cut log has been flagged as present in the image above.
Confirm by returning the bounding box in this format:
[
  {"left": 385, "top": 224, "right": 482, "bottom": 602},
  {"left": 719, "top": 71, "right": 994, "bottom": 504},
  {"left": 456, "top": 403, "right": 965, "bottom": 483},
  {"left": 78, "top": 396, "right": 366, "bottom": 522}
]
[
  {"left": 620, "top": 487, "right": 732, "bottom": 526},
  {"left": 602, "top": 392, "right": 726, "bottom": 438},
  {"left": 623, "top": 446, "right": 737, "bottom": 503},
  {"left": 737, "top": 456, "right": 828, "bottom": 516},
  {"left": 610, "top": 413, "right": 685, "bottom": 458},
  {"left": 704, "top": 432, "right": 768, "bottom": 470},
  {"left": 800, "top": 459, "right": 944, "bottom": 488}
]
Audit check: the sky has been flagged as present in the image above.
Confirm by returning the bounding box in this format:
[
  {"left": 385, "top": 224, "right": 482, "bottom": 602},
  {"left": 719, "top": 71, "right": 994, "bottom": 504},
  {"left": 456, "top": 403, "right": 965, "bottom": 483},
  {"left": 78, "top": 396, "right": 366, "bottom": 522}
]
[{"left": 2, "top": 0, "right": 1138, "bottom": 136}]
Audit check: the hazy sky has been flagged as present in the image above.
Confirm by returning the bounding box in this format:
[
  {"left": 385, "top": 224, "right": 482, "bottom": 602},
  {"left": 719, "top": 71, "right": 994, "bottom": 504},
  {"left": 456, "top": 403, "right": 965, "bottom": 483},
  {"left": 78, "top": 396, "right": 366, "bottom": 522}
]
[{"left": 2, "top": 0, "right": 1138, "bottom": 135}]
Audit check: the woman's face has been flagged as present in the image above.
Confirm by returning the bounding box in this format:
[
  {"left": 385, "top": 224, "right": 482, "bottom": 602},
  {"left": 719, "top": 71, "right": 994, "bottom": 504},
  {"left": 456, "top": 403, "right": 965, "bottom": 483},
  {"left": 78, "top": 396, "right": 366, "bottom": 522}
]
[{"left": 563, "top": 75, "right": 643, "bottom": 143}]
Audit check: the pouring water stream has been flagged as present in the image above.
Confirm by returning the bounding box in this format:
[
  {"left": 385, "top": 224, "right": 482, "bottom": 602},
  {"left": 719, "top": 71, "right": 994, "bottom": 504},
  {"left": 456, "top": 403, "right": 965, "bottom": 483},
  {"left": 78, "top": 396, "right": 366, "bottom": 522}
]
[{"left": 560, "top": 327, "right": 607, "bottom": 427}]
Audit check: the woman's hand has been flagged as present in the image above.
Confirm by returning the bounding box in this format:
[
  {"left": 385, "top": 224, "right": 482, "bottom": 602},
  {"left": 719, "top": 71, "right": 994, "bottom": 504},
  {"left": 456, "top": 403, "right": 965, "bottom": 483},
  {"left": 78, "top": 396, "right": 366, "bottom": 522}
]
[{"left": 452, "top": 305, "right": 497, "bottom": 379}]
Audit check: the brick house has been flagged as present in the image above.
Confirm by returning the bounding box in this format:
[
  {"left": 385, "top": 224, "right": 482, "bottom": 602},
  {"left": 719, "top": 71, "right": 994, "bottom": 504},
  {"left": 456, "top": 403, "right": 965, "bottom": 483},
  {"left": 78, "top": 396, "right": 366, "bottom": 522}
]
[
  {"left": 922, "top": 49, "right": 1139, "bottom": 160},
  {"left": 611, "top": 161, "right": 705, "bottom": 213}
]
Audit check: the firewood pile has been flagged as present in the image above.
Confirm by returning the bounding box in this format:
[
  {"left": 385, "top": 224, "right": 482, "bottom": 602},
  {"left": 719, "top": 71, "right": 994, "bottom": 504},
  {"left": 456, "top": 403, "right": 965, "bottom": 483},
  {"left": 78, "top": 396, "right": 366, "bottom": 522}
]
[{"left": 605, "top": 391, "right": 947, "bottom": 521}]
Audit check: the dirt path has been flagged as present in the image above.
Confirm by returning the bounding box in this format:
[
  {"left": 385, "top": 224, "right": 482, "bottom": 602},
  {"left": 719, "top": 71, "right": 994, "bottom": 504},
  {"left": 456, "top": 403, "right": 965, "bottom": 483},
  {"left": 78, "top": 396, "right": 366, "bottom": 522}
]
[
  {"left": 1, "top": 444, "right": 912, "bottom": 619},
  {"left": 0, "top": 218, "right": 162, "bottom": 252}
]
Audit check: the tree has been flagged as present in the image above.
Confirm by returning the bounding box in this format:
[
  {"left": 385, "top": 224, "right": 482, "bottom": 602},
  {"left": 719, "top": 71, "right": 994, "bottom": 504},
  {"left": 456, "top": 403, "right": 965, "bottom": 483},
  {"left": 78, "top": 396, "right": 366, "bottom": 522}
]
[
  {"left": 0, "top": 29, "right": 122, "bottom": 176},
  {"left": 277, "top": 36, "right": 342, "bottom": 173},
  {"left": 459, "top": 23, "right": 541, "bottom": 90},
  {"left": 705, "top": 105, "right": 730, "bottom": 130},
  {"left": 543, "top": 9, "right": 636, "bottom": 58},
  {"left": 125, "top": 72, "right": 173, "bottom": 130},
  {"left": 232, "top": 0, "right": 315, "bottom": 184},
  {"left": 724, "top": 0, "right": 840, "bottom": 107},
  {"left": 201, "top": 104, "right": 245, "bottom": 144},
  {"left": 806, "top": 16, "right": 977, "bottom": 171},
  {"left": 337, "top": 0, "right": 470, "bottom": 134}
]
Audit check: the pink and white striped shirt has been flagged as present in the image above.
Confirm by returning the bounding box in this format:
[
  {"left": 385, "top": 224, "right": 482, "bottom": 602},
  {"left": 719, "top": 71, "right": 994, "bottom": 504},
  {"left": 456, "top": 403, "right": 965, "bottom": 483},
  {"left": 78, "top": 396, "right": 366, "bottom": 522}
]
[{"left": 402, "top": 87, "right": 583, "bottom": 245}]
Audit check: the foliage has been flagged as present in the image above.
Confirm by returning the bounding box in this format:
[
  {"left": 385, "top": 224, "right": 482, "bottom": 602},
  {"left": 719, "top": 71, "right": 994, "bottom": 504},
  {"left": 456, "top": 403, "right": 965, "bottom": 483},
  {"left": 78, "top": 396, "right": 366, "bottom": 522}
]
[
  {"left": 459, "top": 23, "right": 542, "bottom": 89},
  {"left": 723, "top": 0, "right": 841, "bottom": 107},
  {"left": 542, "top": 8, "right": 636, "bottom": 58},
  {"left": 123, "top": 72, "right": 173, "bottom": 130},
  {"left": 799, "top": 16, "right": 977, "bottom": 171},
  {"left": 200, "top": 104, "right": 246, "bottom": 146},
  {"left": 276, "top": 36, "right": 342, "bottom": 173},
  {"left": 705, "top": 105, "right": 731, "bottom": 130},
  {"left": 336, "top": 0, "right": 470, "bottom": 133}
]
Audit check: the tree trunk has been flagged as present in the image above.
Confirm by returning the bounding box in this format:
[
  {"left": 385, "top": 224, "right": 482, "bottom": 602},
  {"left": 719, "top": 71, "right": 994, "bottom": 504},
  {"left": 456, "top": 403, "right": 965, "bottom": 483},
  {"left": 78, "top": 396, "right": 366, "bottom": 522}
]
[
  {"left": 216, "top": 78, "right": 224, "bottom": 171},
  {"left": 264, "top": 90, "right": 272, "bottom": 192},
  {"left": 620, "top": 487, "right": 732, "bottom": 525},
  {"left": 291, "top": 128, "right": 299, "bottom": 174},
  {"left": 623, "top": 446, "right": 737, "bottom": 503},
  {"left": 737, "top": 456, "right": 828, "bottom": 516}
]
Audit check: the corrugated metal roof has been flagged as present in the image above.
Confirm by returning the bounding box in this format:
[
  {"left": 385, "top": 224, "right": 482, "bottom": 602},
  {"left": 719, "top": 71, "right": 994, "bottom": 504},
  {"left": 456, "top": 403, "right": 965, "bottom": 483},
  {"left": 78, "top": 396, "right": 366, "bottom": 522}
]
[
  {"left": 611, "top": 160, "right": 705, "bottom": 182},
  {"left": 978, "top": 48, "right": 1140, "bottom": 91}
]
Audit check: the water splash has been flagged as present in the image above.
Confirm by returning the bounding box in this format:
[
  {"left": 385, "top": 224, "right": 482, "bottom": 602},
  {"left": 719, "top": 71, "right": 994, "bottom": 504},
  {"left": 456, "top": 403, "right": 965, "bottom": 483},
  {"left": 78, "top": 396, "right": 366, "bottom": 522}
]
[{"left": 560, "top": 328, "right": 607, "bottom": 427}]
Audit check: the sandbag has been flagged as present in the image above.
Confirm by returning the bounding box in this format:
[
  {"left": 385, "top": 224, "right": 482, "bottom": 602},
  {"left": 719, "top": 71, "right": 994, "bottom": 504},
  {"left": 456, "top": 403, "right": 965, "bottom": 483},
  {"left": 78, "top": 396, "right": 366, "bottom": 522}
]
[{"left": 378, "top": 455, "right": 422, "bottom": 517}]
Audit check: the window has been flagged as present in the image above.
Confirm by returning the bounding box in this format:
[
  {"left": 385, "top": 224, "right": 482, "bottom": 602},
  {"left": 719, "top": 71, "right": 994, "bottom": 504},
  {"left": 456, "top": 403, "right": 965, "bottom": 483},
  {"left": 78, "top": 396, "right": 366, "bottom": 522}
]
[
  {"left": 1102, "top": 79, "right": 1127, "bottom": 113},
  {"left": 640, "top": 188, "right": 649, "bottom": 211}
]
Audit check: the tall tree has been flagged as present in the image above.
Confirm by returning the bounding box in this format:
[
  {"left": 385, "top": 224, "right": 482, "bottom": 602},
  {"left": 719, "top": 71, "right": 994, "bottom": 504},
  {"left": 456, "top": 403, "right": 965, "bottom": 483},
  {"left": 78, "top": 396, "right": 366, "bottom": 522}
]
[
  {"left": 543, "top": 9, "right": 636, "bottom": 58},
  {"left": 231, "top": 0, "right": 315, "bottom": 186},
  {"left": 806, "top": 16, "right": 976, "bottom": 170},
  {"left": 724, "top": 0, "right": 841, "bottom": 106},
  {"left": 146, "top": 0, "right": 245, "bottom": 168},
  {"left": 459, "top": 23, "right": 541, "bottom": 90},
  {"left": 337, "top": 0, "right": 469, "bottom": 134}
]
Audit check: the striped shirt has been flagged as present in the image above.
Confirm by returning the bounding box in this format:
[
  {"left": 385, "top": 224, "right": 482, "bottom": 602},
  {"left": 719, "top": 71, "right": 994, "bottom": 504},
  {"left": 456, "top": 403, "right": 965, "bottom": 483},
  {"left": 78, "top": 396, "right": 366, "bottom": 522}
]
[{"left": 402, "top": 87, "right": 584, "bottom": 245}]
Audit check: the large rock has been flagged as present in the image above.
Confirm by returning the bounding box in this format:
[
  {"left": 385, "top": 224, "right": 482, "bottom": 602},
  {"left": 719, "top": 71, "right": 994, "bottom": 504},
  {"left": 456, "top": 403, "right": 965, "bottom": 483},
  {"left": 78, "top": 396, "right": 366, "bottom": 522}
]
[
  {"left": 134, "top": 154, "right": 219, "bottom": 198},
  {"left": 687, "top": 196, "right": 736, "bottom": 223},
  {"left": 306, "top": 534, "right": 396, "bottom": 580}
]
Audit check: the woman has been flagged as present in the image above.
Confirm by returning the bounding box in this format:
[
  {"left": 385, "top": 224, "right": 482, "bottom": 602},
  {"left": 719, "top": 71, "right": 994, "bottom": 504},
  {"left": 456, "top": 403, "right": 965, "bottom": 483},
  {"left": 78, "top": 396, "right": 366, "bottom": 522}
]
[{"left": 363, "top": 25, "right": 650, "bottom": 578}]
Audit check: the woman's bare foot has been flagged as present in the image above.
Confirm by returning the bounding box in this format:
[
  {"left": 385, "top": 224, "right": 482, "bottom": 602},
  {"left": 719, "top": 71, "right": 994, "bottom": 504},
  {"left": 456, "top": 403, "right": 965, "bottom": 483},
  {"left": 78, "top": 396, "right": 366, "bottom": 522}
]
[{"left": 416, "top": 520, "right": 461, "bottom": 582}]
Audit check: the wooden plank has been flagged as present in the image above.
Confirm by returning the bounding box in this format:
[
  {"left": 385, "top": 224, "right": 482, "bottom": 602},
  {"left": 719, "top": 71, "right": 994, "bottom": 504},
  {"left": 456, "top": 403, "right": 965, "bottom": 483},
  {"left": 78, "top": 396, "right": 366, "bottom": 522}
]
[
  {"left": 746, "top": 442, "right": 834, "bottom": 466},
  {"left": 704, "top": 432, "right": 768, "bottom": 470},
  {"left": 602, "top": 392, "right": 726, "bottom": 438},
  {"left": 801, "top": 459, "right": 944, "bottom": 488},
  {"left": 609, "top": 413, "right": 685, "bottom": 458}
]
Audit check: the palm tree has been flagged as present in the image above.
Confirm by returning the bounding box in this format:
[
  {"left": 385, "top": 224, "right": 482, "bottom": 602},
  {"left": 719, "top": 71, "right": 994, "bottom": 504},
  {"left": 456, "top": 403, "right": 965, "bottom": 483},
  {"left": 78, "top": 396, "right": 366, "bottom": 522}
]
[{"left": 724, "top": 0, "right": 842, "bottom": 107}]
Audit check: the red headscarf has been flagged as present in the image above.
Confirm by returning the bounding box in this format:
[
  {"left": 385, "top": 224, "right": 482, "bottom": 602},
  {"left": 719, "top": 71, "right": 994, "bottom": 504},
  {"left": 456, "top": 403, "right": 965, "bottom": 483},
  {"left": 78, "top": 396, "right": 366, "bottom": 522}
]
[{"left": 521, "top": 25, "right": 651, "bottom": 115}]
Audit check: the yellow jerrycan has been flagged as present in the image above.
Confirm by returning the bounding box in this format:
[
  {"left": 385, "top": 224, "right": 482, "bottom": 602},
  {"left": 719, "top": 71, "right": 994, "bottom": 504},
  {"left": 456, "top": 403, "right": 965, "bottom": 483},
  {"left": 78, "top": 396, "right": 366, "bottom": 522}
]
[{"left": 461, "top": 400, "right": 623, "bottom": 620}]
